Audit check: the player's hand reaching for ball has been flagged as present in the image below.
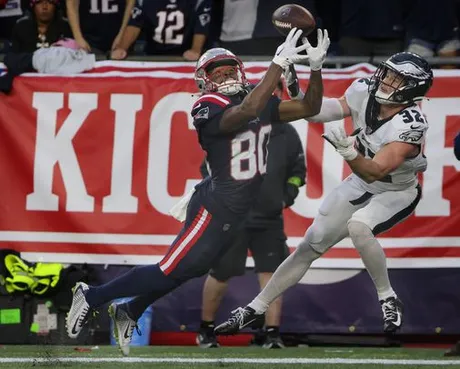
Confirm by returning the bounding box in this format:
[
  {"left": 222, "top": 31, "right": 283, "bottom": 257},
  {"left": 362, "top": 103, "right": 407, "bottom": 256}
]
[
  {"left": 303, "top": 29, "right": 330, "bottom": 71},
  {"left": 272, "top": 28, "right": 310, "bottom": 69}
]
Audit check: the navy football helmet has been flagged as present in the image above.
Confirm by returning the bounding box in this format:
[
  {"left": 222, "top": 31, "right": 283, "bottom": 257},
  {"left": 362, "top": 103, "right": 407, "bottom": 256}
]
[{"left": 369, "top": 52, "right": 433, "bottom": 105}]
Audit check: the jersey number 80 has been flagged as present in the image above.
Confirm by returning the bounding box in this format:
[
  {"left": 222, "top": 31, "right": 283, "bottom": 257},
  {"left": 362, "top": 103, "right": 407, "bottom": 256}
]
[{"left": 230, "top": 126, "right": 271, "bottom": 180}]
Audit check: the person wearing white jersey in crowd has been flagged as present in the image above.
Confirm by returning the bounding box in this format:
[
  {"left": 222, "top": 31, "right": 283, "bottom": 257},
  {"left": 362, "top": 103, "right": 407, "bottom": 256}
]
[{"left": 215, "top": 51, "right": 433, "bottom": 336}]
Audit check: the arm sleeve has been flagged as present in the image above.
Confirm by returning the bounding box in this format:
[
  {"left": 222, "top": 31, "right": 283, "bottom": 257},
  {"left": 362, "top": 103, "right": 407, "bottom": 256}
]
[
  {"left": 128, "top": 0, "right": 144, "bottom": 28},
  {"left": 283, "top": 124, "right": 306, "bottom": 207},
  {"left": 194, "top": 0, "right": 212, "bottom": 35},
  {"left": 286, "top": 124, "right": 307, "bottom": 183}
]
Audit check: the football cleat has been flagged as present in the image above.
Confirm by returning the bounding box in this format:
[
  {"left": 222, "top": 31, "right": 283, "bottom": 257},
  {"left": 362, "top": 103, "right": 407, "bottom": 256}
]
[
  {"left": 380, "top": 296, "right": 404, "bottom": 333},
  {"left": 262, "top": 334, "right": 285, "bottom": 349},
  {"left": 196, "top": 328, "right": 220, "bottom": 348},
  {"left": 108, "top": 303, "right": 140, "bottom": 356},
  {"left": 214, "top": 306, "right": 264, "bottom": 335},
  {"left": 66, "top": 282, "right": 91, "bottom": 338}
]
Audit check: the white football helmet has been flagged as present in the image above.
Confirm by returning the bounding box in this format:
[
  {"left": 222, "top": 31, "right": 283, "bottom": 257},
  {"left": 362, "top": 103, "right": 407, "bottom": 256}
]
[
  {"left": 370, "top": 52, "right": 433, "bottom": 105},
  {"left": 195, "top": 48, "right": 248, "bottom": 95}
]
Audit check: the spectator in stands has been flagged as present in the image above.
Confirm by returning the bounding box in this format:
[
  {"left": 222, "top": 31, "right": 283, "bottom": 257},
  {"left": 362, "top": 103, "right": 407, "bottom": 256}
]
[
  {"left": 405, "top": 0, "right": 460, "bottom": 60},
  {"left": 65, "top": 0, "right": 135, "bottom": 55},
  {"left": 10, "top": 0, "right": 71, "bottom": 53},
  {"left": 0, "top": 0, "right": 26, "bottom": 52},
  {"left": 196, "top": 78, "right": 306, "bottom": 350},
  {"left": 339, "top": 0, "right": 405, "bottom": 57},
  {"left": 219, "top": 0, "right": 316, "bottom": 56},
  {"left": 110, "top": 0, "right": 212, "bottom": 61}
]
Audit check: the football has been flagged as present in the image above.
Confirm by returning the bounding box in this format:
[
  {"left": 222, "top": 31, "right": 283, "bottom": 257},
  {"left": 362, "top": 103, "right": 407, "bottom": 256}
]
[{"left": 272, "top": 4, "right": 316, "bottom": 37}]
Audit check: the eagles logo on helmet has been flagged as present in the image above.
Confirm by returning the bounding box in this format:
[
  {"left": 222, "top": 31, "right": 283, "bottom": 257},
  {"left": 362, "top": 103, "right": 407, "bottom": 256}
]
[
  {"left": 194, "top": 48, "right": 248, "bottom": 96},
  {"left": 369, "top": 52, "right": 433, "bottom": 105}
]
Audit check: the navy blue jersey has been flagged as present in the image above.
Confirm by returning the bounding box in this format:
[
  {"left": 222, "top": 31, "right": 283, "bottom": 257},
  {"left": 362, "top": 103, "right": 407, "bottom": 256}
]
[
  {"left": 129, "top": 0, "right": 211, "bottom": 55},
  {"left": 77, "top": 0, "right": 125, "bottom": 52},
  {"left": 191, "top": 91, "right": 281, "bottom": 218}
]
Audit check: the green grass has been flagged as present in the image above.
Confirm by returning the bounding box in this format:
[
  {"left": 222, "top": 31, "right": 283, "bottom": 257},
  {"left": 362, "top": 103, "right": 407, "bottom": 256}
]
[{"left": 0, "top": 345, "right": 459, "bottom": 369}]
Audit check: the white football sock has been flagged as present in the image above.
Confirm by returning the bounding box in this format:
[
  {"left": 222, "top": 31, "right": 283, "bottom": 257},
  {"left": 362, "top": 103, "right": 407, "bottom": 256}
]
[
  {"left": 348, "top": 220, "right": 396, "bottom": 301},
  {"left": 248, "top": 231, "right": 321, "bottom": 314}
]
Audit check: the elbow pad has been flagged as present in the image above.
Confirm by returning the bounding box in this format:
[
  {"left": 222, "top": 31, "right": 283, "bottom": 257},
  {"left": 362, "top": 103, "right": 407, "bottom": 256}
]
[{"left": 307, "top": 98, "right": 344, "bottom": 123}]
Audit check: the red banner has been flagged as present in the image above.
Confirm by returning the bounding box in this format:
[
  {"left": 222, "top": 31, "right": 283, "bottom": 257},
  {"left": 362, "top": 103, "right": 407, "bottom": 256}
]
[{"left": 0, "top": 62, "right": 459, "bottom": 268}]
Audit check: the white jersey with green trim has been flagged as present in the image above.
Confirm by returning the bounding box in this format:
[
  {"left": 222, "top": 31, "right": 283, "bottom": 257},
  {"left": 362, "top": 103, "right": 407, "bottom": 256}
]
[{"left": 344, "top": 78, "right": 428, "bottom": 192}]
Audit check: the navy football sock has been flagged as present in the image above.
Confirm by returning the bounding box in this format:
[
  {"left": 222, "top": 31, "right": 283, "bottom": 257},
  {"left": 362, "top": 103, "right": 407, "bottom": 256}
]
[
  {"left": 85, "top": 264, "right": 178, "bottom": 308},
  {"left": 125, "top": 287, "right": 178, "bottom": 321}
]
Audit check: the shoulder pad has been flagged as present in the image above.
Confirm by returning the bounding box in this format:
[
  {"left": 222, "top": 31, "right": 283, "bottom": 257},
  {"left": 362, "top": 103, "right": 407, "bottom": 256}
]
[
  {"left": 344, "top": 78, "right": 370, "bottom": 113},
  {"left": 191, "top": 93, "right": 232, "bottom": 126},
  {"left": 385, "top": 107, "right": 428, "bottom": 145}
]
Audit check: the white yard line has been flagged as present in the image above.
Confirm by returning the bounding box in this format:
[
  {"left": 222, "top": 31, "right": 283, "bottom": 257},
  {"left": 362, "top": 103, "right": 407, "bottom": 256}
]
[{"left": 1, "top": 357, "right": 460, "bottom": 365}]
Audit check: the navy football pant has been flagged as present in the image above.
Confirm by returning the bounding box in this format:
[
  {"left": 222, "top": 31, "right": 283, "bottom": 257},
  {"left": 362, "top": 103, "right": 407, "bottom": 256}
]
[
  {"left": 124, "top": 193, "right": 242, "bottom": 320},
  {"left": 85, "top": 192, "right": 241, "bottom": 316}
]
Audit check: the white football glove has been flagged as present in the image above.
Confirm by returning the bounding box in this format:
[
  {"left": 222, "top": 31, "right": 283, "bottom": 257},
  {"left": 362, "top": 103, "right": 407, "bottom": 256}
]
[
  {"left": 273, "top": 28, "right": 309, "bottom": 69},
  {"left": 322, "top": 127, "right": 361, "bottom": 161},
  {"left": 302, "top": 29, "right": 330, "bottom": 71}
]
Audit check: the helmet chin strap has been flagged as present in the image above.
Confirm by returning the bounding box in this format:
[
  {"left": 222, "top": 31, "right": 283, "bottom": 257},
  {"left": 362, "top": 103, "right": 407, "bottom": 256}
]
[{"left": 375, "top": 89, "right": 399, "bottom": 105}]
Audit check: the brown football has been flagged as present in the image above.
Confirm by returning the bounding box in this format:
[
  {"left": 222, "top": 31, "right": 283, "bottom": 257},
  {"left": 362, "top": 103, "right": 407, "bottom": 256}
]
[{"left": 272, "top": 4, "right": 316, "bottom": 37}]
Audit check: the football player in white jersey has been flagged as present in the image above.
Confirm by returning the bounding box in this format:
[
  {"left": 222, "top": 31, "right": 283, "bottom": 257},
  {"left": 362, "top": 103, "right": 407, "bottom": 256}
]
[{"left": 215, "top": 52, "right": 433, "bottom": 335}]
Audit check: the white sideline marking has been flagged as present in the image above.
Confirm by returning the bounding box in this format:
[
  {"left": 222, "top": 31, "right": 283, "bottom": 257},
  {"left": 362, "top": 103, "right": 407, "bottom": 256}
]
[{"left": 1, "top": 357, "right": 460, "bottom": 365}]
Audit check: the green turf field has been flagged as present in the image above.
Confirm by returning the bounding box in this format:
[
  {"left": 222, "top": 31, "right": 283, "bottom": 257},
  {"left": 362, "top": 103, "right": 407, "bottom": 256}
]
[{"left": 1, "top": 345, "right": 460, "bottom": 369}]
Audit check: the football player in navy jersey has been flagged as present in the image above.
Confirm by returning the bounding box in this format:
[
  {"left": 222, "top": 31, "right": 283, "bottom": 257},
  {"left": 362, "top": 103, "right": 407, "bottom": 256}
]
[
  {"left": 66, "top": 0, "right": 135, "bottom": 53},
  {"left": 111, "top": 0, "right": 212, "bottom": 61},
  {"left": 66, "top": 28, "right": 330, "bottom": 355}
]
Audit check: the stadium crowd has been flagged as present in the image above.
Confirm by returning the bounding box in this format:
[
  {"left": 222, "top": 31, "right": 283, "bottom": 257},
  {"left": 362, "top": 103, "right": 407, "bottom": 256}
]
[{"left": 0, "top": 0, "right": 459, "bottom": 61}]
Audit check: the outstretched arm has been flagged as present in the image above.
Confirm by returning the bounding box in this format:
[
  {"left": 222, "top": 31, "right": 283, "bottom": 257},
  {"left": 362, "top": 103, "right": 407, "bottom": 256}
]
[
  {"left": 307, "top": 96, "right": 351, "bottom": 122},
  {"left": 219, "top": 28, "right": 309, "bottom": 132},
  {"left": 277, "top": 29, "right": 330, "bottom": 122}
]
